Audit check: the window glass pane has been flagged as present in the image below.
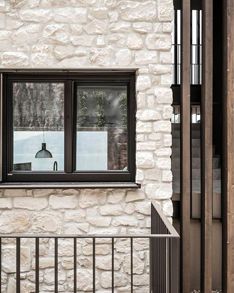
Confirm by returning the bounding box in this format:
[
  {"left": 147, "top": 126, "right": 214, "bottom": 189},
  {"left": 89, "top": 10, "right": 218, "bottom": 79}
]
[
  {"left": 13, "top": 82, "right": 64, "bottom": 171},
  {"left": 76, "top": 85, "right": 128, "bottom": 171}
]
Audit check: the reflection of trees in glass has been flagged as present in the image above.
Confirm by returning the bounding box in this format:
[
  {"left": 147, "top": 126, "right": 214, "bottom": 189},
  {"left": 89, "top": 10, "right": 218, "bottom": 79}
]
[
  {"left": 96, "top": 91, "right": 106, "bottom": 128},
  {"left": 77, "top": 92, "right": 88, "bottom": 127},
  {"left": 13, "top": 83, "right": 64, "bottom": 131},
  {"left": 77, "top": 87, "right": 127, "bottom": 129},
  {"left": 119, "top": 92, "right": 127, "bottom": 128}
]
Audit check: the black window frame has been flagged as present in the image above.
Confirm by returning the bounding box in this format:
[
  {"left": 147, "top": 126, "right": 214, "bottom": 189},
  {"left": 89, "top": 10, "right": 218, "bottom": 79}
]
[{"left": 2, "top": 71, "right": 136, "bottom": 183}]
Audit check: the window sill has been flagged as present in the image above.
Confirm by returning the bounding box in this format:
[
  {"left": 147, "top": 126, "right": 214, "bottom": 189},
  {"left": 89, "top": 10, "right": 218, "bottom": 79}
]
[{"left": 0, "top": 182, "right": 141, "bottom": 189}]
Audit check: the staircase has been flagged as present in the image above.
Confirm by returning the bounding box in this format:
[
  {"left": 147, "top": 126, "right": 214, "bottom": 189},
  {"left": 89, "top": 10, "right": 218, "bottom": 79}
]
[{"left": 172, "top": 123, "right": 222, "bottom": 218}]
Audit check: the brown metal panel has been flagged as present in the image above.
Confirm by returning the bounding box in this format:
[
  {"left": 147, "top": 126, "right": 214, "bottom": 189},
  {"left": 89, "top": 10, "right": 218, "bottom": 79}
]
[
  {"left": 0, "top": 74, "right": 2, "bottom": 182},
  {"left": 181, "top": 0, "right": 191, "bottom": 292},
  {"left": 201, "top": 0, "right": 213, "bottom": 292},
  {"left": 212, "top": 221, "right": 222, "bottom": 291},
  {"left": 223, "top": 0, "right": 234, "bottom": 291},
  {"left": 190, "top": 221, "right": 201, "bottom": 291}
]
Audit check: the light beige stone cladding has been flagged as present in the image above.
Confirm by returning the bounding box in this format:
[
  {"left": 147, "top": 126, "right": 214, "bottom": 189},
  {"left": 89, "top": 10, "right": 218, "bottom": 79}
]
[{"left": 0, "top": 0, "right": 173, "bottom": 291}]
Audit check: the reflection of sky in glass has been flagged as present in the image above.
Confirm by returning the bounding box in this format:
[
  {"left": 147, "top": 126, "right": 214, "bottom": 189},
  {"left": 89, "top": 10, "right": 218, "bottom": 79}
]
[
  {"left": 76, "top": 131, "right": 108, "bottom": 171},
  {"left": 14, "top": 131, "right": 64, "bottom": 171}
]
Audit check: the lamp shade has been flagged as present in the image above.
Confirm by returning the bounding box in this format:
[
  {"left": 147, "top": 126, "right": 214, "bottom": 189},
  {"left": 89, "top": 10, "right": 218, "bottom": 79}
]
[{"left": 35, "top": 143, "right": 53, "bottom": 158}]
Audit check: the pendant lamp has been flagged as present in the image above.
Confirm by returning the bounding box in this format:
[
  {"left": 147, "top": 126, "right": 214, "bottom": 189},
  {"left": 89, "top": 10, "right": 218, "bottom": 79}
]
[
  {"left": 35, "top": 85, "right": 53, "bottom": 159},
  {"left": 35, "top": 142, "right": 52, "bottom": 158}
]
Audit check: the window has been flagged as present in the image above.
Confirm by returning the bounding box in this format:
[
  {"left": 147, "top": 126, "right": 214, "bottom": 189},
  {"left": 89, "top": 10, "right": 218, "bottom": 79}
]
[
  {"left": 2, "top": 72, "right": 136, "bottom": 183},
  {"left": 173, "top": 0, "right": 202, "bottom": 85}
]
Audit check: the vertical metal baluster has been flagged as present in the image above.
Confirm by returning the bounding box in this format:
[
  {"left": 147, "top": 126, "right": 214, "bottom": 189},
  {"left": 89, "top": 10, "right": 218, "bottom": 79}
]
[
  {"left": 54, "top": 238, "right": 58, "bottom": 293},
  {"left": 74, "top": 238, "right": 77, "bottom": 293},
  {"left": 0, "top": 238, "right": 1, "bottom": 293},
  {"left": 93, "top": 238, "right": 95, "bottom": 293},
  {"left": 130, "top": 238, "right": 133, "bottom": 293},
  {"left": 149, "top": 237, "right": 152, "bottom": 292},
  {"left": 16, "top": 238, "right": 20, "bottom": 293},
  {"left": 112, "top": 238, "right": 114, "bottom": 293},
  {"left": 166, "top": 238, "right": 169, "bottom": 293},
  {"left": 35, "top": 238, "right": 39, "bottom": 293}
]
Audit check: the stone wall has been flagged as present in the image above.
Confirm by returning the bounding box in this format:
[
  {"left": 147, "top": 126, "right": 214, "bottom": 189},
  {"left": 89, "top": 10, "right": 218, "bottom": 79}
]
[{"left": 0, "top": 0, "right": 173, "bottom": 291}]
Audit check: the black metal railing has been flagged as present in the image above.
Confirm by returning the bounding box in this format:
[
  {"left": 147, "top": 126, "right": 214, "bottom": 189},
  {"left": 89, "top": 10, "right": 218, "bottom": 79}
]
[
  {"left": 151, "top": 204, "right": 180, "bottom": 293},
  {"left": 0, "top": 204, "right": 179, "bottom": 293}
]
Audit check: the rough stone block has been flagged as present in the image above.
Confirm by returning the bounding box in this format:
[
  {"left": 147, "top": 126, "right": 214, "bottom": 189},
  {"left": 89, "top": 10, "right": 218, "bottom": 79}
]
[
  {"left": 1, "top": 52, "right": 29, "bottom": 67},
  {"left": 153, "top": 120, "right": 171, "bottom": 133},
  {"left": 84, "top": 19, "right": 108, "bottom": 34},
  {"left": 136, "top": 152, "right": 154, "bottom": 168},
  {"left": 158, "top": 0, "right": 173, "bottom": 21},
  {"left": 127, "top": 34, "right": 143, "bottom": 49},
  {"left": 115, "top": 48, "right": 132, "bottom": 65},
  {"left": 31, "top": 212, "right": 62, "bottom": 232},
  {"left": 146, "top": 34, "right": 171, "bottom": 50},
  {"left": 119, "top": 1, "right": 157, "bottom": 21},
  {"left": 136, "top": 75, "right": 151, "bottom": 91},
  {"left": 49, "top": 195, "right": 78, "bottom": 209},
  {"left": 100, "top": 204, "right": 123, "bottom": 216},
  {"left": 2, "top": 246, "right": 31, "bottom": 273},
  {"left": 136, "top": 121, "right": 152, "bottom": 133},
  {"left": 53, "top": 7, "right": 87, "bottom": 23},
  {"left": 87, "top": 217, "right": 112, "bottom": 227},
  {"left": 0, "top": 198, "right": 12, "bottom": 209},
  {"left": 145, "top": 183, "right": 172, "bottom": 199},
  {"left": 133, "top": 22, "right": 153, "bottom": 34},
  {"left": 19, "top": 9, "right": 52, "bottom": 22},
  {"left": 137, "top": 109, "right": 161, "bottom": 121},
  {"left": 0, "top": 211, "right": 31, "bottom": 233},
  {"left": 14, "top": 197, "right": 48, "bottom": 210},
  {"left": 112, "top": 216, "right": 138, "bottom": 227},
  {"left": 125, "top": 190, "right": 145, "bottom": 203},
  {"left": 135, "top": 51, "right": 158, "bottom": 65}
]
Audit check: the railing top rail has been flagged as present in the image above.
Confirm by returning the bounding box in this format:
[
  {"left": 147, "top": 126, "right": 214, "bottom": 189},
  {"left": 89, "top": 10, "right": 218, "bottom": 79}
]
[
  {"left": 0, "top": 233, "right": 178, "bottom": 239},
  {"left": 151, "top": 203, "right": 180, "bottom": 237}
]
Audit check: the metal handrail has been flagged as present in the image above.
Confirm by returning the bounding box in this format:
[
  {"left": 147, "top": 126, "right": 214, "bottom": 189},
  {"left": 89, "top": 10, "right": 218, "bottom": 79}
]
[
  {"left": 152, "top": 203, "right": 179, "bottom": 237},
  {"left": 0, "top": 233, "right": 178, "bottom": 238}
]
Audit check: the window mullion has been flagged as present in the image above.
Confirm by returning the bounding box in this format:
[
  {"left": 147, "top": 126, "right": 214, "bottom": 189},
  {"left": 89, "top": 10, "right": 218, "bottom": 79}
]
[{"left": 64, "top": 80, "right": 75, "bottom": 173}]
